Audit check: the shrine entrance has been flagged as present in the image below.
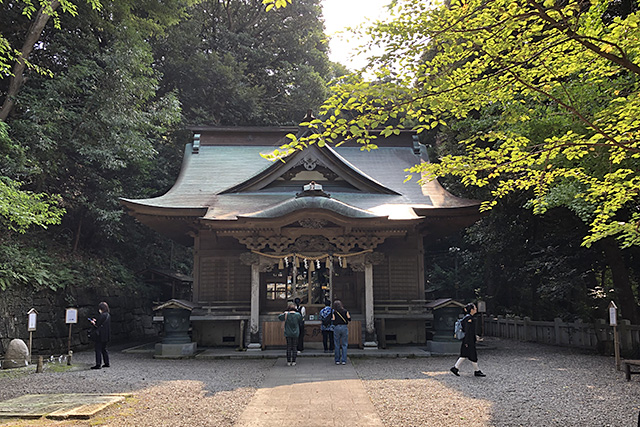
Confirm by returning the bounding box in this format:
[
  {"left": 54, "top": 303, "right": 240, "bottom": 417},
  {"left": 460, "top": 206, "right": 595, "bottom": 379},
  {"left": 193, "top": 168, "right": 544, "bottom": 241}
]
[{"left": 262, "top": 254, "right": 362, "bottom": 315}]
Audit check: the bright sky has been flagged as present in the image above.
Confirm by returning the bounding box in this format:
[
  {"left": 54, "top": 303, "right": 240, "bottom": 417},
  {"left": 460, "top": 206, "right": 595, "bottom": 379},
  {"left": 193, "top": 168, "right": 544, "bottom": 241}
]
[{"left": 321, "top": 0, "right": 391, "bottom": 70}]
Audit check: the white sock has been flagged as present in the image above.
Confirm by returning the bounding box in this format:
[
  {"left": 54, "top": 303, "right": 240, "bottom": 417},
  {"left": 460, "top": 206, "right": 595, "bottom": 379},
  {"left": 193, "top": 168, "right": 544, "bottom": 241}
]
[
  {"left": 471, "top": 362, "right": 479, "bottom": 371},
  {"left": 454, "top": 358, "right": 465, "bottom": 369}
]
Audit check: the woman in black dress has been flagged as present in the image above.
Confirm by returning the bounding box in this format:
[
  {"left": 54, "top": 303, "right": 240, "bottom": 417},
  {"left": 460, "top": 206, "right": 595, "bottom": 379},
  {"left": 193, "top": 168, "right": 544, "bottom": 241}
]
[
  {"left": 89, "top": 301, "right": 111, "bottom": 370},
  {"left": 450, "top": 303, "right": 485, "bottom": 377}
]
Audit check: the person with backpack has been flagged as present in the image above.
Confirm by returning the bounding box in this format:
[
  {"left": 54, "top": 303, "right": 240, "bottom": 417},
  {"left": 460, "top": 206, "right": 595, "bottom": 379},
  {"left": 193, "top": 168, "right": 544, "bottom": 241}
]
[
  {"left": 278, "top": 302, "right": 303, "bottom": 366},
  {"left": 332, "top": 300, "right": 351, "bottom": 365},
  {"left": 294, "top": 297, "right": 306, "bottom": 353},
  {"left": 450, "top": 303, "right": 486, "bottom": 377},
  {"left": 319, "top": 299, "right": 334, "bottom": 353}
]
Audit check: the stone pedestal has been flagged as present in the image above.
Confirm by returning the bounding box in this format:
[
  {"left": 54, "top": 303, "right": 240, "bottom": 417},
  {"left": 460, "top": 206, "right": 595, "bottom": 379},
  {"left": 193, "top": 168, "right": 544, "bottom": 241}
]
[
  {"left": 426, "top": 340, "right": 460, "bottom": 354},
  {"left": 246, "top": 343, "right": 262, "bottom": 351},
  {"left": 154, "top": 342, "right": 198, "bottom": 358},
  {"left": 363, "top": 341, "right": 378, "bottom": 350}
]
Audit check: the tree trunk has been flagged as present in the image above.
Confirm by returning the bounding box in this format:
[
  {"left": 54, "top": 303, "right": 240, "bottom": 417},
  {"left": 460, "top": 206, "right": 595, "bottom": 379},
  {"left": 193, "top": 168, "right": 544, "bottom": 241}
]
[
  {"left": 601, "top": 236, "right": 639, "bottom": 324},
  {"left": 0, "top": 1, "right": 60, "bottom": 122}
]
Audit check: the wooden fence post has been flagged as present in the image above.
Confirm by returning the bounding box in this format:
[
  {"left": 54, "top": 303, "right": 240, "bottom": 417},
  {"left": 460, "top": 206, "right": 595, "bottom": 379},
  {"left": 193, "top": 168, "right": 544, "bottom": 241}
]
[
  {"left": 620, "top": 319, "right": 632, "bottom": 353},
  {"left": 554, "top": 318, "right": 562, "bottom": 346}
]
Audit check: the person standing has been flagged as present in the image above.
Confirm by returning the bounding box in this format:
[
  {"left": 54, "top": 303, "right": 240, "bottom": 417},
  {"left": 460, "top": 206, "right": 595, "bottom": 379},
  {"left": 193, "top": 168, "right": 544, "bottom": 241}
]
[
  {"left": 332, "top": 300, "right": 350, "bottom": 365},
  {"left": 320, "top": 299, "right": 334, "bottom": 353},
  {"left": 278, "top": 302, "right": 302, "bottom": 366},
  {"left": 450, "top": 303, "right": 486, "bottom": 377},
  {"left": 89, "top": 301, "right": 111, "bottom": 370},
  {"left": 294, "top": 297, "right": 306, "bottom": 353}
]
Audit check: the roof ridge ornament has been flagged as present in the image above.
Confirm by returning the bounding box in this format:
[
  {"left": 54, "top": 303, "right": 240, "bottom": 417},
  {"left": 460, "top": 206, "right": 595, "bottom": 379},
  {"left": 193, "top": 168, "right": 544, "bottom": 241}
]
[
  {"left": 192, "top": 133, "right": 201, "bottom": 154},
  {"left": 296, "top": 181, "right": 330, "bottom": 198}
]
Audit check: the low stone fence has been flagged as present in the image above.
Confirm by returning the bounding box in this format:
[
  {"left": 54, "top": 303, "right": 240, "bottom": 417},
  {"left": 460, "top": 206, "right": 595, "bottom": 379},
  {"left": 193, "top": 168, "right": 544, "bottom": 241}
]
[
  {"left": 483, "top": 315, "right": 640, "bottom": 354},
  {"left": 0, "top": 284, "right": 162, "bottom": 358}
]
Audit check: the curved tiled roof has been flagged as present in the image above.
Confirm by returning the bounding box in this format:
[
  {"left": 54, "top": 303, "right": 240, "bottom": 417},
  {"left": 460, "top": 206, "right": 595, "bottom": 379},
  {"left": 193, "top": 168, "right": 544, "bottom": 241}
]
[{"left": 120, "top": 128, "right": 480, "bottom": 223}]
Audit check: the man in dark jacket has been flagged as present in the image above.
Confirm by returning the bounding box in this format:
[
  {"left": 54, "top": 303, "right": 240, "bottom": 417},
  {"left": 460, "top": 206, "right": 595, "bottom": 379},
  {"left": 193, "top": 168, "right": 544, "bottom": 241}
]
[{"left": 89, "top": 301, "right": 111, "bottom": 369}]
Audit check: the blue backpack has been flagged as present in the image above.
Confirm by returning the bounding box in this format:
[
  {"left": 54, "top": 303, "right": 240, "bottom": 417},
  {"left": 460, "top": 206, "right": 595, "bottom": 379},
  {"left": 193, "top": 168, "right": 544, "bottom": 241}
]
[
  {"left": 454, "top": 316, "right": 467, "bottom": 340},
  {"left": 321, "top": 309, "right": 333, "bottom": 327}
]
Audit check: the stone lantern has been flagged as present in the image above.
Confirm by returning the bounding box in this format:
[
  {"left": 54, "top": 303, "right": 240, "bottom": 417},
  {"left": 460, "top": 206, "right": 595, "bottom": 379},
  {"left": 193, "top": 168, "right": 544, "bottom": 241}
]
[
  {"left": 426, "top": 298, "right": 465, "bottom": 354},
  {"left": 153, "top": 299, "right": 198, "bottom": 358}
]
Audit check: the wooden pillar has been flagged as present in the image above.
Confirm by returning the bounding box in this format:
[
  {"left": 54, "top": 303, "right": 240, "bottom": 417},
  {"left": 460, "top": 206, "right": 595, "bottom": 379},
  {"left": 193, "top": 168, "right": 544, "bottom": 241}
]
[
  {"left": 248, "top": 263, "right": 261, "bottom": 350},
  {"left": 364, "top": 262, "right": 377, "bottom": 348},
  {"left": 192, "top": 234, "right": 201, "bottom": 302}
]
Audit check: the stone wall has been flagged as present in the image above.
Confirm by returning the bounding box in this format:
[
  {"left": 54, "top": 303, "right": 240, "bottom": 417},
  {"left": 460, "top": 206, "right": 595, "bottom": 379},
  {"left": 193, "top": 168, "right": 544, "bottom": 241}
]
[{"left": 0, "top": 283, "right": 162, "bottom": 357}]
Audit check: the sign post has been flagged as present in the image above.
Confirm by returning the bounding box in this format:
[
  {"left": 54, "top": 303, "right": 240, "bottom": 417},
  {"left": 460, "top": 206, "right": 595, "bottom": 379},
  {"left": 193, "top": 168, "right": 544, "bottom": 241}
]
[
  {"left": 608, "top": 301, "right": 620, "bottom": 371},
  {"left": 477, "top": 301, "right": 486, "bottom": 336},
  {"left": 65, "top": 308, "right": 78, "bottom": 365},
  {"left": 27, "top": 308, "right": 38, "bottom": 363}
]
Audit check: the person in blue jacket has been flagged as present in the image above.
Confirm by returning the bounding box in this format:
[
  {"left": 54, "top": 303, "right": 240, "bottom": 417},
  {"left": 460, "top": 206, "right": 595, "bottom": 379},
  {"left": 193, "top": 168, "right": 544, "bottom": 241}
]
[{"left": 319, "top": 299, "right": 334, "bottom": 353}]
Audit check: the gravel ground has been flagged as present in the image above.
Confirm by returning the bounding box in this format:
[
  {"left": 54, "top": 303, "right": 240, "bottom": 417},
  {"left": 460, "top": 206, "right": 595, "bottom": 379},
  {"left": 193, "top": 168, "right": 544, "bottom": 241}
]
[
  {"left": 354, "top": 337, "right": 640, "bottom": 427},
  {"left": 0, "top": 338, "right": 638, "bottom": 426}
]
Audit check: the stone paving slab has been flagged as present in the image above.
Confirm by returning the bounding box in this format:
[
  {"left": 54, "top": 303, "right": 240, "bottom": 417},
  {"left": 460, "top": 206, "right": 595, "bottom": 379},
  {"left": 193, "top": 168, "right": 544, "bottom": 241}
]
[
  {"left": 235, "top": 357, "right": 384, "bottom": 427},
  {"left": 0, "top": 393, "right": 130, "bottom": 420}
]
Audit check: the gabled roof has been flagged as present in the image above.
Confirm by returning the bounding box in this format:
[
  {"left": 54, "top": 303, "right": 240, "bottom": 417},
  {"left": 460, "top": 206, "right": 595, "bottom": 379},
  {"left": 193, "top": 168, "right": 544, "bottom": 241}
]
[{"left": 120, "top": 127, "right": 481, "bottom": 240}]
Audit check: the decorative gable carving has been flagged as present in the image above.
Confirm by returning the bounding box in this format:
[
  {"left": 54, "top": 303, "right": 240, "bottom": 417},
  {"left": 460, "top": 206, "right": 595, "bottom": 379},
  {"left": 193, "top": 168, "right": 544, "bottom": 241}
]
[{"left": 236, "top": 233, "right": 386, "bottom": 254}]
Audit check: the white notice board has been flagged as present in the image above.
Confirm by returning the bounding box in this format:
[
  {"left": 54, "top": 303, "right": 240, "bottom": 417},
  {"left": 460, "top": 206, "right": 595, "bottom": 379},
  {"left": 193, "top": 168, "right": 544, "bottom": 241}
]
[
  {"left": 28, "top": 312, "right": 37, "bottom": 331},
  {"left": 65, "top": 308, "right": 78, "bottom": 324}
]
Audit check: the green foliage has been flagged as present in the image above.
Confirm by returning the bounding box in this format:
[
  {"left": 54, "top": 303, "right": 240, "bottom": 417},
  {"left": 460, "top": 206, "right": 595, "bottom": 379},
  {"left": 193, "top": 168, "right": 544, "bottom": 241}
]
[
  {"left": 0, "top": 0, "right": 102, "bottom": 78},
  {"left": 263, "top": 0, "right": 292, "bottom": 12},
  {"left": 0, "top": 234, "right": 141, "bottom": 291},
  {"left": 274, "top": 0, "right": 640, "bottom": 249},
  {"left": 155, "top": 0, "right": 332, "bottom": 126},
  {"left": 0, "top": 177, "right": 65, "bottom": 233}
]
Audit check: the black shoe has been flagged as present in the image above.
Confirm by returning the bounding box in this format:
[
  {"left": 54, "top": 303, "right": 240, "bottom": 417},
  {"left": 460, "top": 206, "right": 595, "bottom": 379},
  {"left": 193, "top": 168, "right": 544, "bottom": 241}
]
[
  {"left": 102, "top": 364, "right": 110, "bottom": 368},
  {"left": 450, "top": 367, "right": 460, "bottom": 376},
  {"left": 90, "top": 365, "right": 101, "bottom": 370},
  {"left": 474, "top": 370, "right": 486, "bottom": 377}
]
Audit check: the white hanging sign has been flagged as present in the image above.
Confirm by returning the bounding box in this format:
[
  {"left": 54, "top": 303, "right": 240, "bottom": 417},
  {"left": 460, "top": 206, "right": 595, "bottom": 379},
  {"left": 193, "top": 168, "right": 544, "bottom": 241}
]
[
  {"left": 477, "top": 301, "right": 486, "bottom": 313},
  {"left": 65, "top": 308, "right": 78, "bottom": 324},
  {"left": 608, "top": 301, "right": 617, "bottom": 326},
  {"left": 28, "top": 309, "right": 38, "bottom": 332}
]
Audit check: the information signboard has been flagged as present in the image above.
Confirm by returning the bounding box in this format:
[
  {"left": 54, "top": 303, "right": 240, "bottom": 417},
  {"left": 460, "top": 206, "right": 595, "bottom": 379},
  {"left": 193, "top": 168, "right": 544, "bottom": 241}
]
[{"left": 65, "top": 308, "right": 78, "bottom": 324}]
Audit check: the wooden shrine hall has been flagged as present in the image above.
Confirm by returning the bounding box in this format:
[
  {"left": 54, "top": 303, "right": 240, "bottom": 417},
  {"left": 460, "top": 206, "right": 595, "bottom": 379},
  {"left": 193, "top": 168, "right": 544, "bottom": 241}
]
[{"left": 120, "top": 126, "right": 481, "bottom": 349}]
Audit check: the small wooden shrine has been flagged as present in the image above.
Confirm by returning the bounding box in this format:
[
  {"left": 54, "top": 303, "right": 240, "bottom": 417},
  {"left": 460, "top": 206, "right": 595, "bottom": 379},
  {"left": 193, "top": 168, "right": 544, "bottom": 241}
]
[{"left": 121, "top": 126, "right": 480, "bottom": 349}]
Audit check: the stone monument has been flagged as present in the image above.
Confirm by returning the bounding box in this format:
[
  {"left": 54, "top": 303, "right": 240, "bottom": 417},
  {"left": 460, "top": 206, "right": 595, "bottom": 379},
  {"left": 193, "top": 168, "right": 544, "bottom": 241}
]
[
  {"left": 153, "top": 299, "right": 198, "bottom": 358},
  {"left": 426, "top": 298, "right": 466, "bottom": 354},
  {"left": 3, "top": 338, "right": 29, "bottom": 369}
]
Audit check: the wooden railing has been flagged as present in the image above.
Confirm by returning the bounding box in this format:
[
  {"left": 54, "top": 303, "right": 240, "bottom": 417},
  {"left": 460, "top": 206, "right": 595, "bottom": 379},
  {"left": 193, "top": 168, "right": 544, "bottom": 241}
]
[
  {"left": 484, "top": 315, "right": 640, "bottom": 353},
  {"left": 374, "top": 299, "right": 431, "bottom": 317}
]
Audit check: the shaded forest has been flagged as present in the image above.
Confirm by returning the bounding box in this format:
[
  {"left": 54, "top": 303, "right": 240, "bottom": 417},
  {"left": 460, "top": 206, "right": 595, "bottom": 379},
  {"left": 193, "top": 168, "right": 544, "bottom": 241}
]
[{"left": 1, "top": 0, "right": 638, "bottom": 328}]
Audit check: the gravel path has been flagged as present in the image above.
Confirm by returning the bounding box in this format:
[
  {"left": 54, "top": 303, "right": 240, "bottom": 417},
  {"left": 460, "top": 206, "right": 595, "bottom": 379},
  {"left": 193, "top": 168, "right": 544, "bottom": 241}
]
[
  {"left": 0, "top": 338, "right": 638, "bottom": 426},
  {"left": 355, "top": 338, "right": 640, "bottom": 427}
]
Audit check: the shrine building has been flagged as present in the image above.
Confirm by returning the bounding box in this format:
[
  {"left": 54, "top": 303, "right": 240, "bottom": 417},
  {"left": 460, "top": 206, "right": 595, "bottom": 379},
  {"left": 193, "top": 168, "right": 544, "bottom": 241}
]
[{"left": 120, "top": 126, "right": 481, "bottom": 350}]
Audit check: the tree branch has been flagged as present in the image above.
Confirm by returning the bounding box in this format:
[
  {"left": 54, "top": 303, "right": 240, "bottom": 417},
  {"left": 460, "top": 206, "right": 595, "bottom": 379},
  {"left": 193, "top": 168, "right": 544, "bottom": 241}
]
[
  {"left": 0, "top": 1, "right": 61, "bottom": 122},
  {"left": 528, "top": 0, "right": 640, "bottom": 76}
]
